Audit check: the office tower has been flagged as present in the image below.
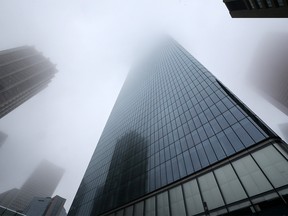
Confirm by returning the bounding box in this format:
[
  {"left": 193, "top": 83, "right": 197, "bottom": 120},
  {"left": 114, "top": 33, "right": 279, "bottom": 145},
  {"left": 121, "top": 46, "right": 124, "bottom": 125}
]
[
  {"left": 43, "top": 195, "right": 66, "bottom": 216},
  {"left": 0, "top": 160, "right": 64, "bottom": 213},
  {"left": 0, "top": 189, "right": 20, "bottom": 208},
  {"left": 69, "top": 39, "right": 288, "bottom": 216},
  {"left": 223, "top": 0, "right": 288, "bottom": 17},
  {"left": 0, "top": 131, "right": 7, "bottom": 148},
  {"left": 25, "top": 197, "right": 51, "bottom": 216},
  {"left": 25, "top": 195, "right": 67, "bottom": 216},
  {"left": 0, "top": 46, "right": 57, "bottom": 119}
]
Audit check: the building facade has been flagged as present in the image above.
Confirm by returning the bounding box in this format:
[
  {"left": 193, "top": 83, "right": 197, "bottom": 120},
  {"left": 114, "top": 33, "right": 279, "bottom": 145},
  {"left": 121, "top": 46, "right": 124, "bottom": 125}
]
[
  {"left": 0, "top": 189, "right": 20, "bottom": 208},
  {"left": 25, "top": 195, "right": 67, "bottom": 216},
  {"left": 68, "top": 39, "right": 288, "bottom": 216},
  {"left": 0, "top": 46, "right": 57, "bottom": 119},
  {"left": 223, "top": 0, "right": 288, "bottom": 17},
  {"left": 0, "top": 205, "right": 26, "bottom": 216},
  {"left": 0, "top": 160, "right": 64, "bottom": 213}
]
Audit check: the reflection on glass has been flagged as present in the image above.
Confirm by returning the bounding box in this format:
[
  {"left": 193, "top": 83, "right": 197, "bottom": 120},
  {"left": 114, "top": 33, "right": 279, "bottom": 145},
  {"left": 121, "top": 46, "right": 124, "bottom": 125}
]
[
  {"left": 232, "top": 155, "right": 273, "bottom": 196},
  {"left": 214, "top": 164, "right": 247, "bottom": 203},
  {"left": 145, "top": 197, "right": 156, "bottom": 216},
  {"left": 183, "top": 179, "right": 204, "bottom": 215},
  {"left": 169, "top": 186, "right": 186, "bottom": 216},
  {"left": 252, "top": 145, "right": 288, "bottom": 188},
  {"left": 93, "top": 132, "right": 148, "bottom": 214},
  {"left": 134, "top": 202, "right": 144, "bottom": 216},
  {"left": 124, "top": 206, "right": 133, "bottom": 216},
  {"left": 157, "top": 191, "right": 170, "bottom": 216},
  {"left": 198, "top": 172, "right": 225, "bottom": 210}
]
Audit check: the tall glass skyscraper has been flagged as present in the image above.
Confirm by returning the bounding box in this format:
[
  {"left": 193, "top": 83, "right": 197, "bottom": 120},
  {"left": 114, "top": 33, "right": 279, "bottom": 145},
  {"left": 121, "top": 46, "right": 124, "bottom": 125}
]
[
  {"left": 69, "top": 39, "right": 288, "bottom": 216},
  {"left": 0, "top": 46, "right": 57, "bottom": 118}
]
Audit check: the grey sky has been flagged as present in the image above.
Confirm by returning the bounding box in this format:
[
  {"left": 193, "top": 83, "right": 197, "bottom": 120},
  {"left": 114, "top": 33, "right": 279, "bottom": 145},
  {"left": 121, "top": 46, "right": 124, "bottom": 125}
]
[{"left": 0, "top": 0, "right": 288, "bottom": 211}]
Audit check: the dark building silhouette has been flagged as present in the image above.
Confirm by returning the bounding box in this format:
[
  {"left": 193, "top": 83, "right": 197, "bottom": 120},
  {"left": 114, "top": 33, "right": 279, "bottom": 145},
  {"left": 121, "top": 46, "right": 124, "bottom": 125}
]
[
  {"left": 69, "top": 38, "right": 288, "bottom": 216},
  {"left": 0, "top": 46, "right": 57, "bottom": 118},
  {"left": 223, "top": 0, "right": 288, "bottom": 17},
  {"left": 92, "top": 132, "right": 148, "bottom": 214},
  {"left": 0, "top": 160, "right": 64, "bottom": 213},
  {"left": 0, "top": 131, "right": 7, "bottom": 148},
  {"left": 0, "top": 189, "right": 20, "bottom": 208}
]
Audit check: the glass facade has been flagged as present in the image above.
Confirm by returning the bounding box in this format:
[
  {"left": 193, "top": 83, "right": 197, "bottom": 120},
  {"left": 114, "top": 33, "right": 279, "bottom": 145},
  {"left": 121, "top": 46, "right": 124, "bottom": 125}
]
[
  {"left": 68, "top": 39, "right": 288, "bottom": 216},
  {"left": 0, "top": 46, "right": 57, "bottom": 118},
  {"left": 103, "top": 142, "right": 288, "bottom": 216}
]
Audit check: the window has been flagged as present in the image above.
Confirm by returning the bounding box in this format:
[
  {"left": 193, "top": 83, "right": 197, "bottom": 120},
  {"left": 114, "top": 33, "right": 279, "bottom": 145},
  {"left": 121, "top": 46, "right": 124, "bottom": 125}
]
[
  {"left": 277, "top": 0, "right": 285, "bottom": 6},
  {"left": 183, "top": 179, "right": 204, "bottom": 215},
  {"left": 134, "top": 201, "right": 144, "bottom": 216},
  {"left": 239, "top": 118, "right": 265, "bottom": 143},
  {"left": 232, "top": 155, "right": 273, "bottom": 196},
  {"left": 252, "top": 145, "right": 288, "bottom": 188},
  {"left": 169, "top": 186, "right": 186, "bottom": 216},
  {"left": 256, "top": 0, "right": 264, "bottom": 8},
  {"left": 248, "top": 0, "right": 256, "bottom": 8},
  {"left": 145, "top": 197, "right": 156, "bottom": 216},
  {"left": 124, "top": 206, "right": 133, "bottom": 216},
  {"left": 217, "top": 132, "right": 235, "bottom": 156},
  {"left": 202, "top": 140, "right": 218, "bottom": 164},
  {"left": 116, "top": 210, "right": 124, "bottom": 216},
  {"left": 157, "top": 191, "right": 170, "bottom": 216},
  {"left": 266, "top": 0, "right": 273, "bottom": 7},
  {"left": 214, "top": 164, "right": 247, "bottom": 203},
  {"left": 198, "top": 173, "right": 225, "bottom": 210}
]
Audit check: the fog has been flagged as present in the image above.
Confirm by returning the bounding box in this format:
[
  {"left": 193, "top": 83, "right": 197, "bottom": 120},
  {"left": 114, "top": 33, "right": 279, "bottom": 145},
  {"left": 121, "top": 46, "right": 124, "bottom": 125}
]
[{"left": 0, "top": 0, "right": 288, "bottom": 211}]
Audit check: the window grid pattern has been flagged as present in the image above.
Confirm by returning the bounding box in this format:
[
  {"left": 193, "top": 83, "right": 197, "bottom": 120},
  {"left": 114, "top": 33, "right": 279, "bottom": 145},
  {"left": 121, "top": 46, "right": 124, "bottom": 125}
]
[
  {"left": 105, "top": 143, "right": 288, "bottom": 216},
  {"left": 69, "top": 41, "right": 272, "bottom": 216},
  {"left": 0, "top": 47, "right": 56, "bottom": 118}
]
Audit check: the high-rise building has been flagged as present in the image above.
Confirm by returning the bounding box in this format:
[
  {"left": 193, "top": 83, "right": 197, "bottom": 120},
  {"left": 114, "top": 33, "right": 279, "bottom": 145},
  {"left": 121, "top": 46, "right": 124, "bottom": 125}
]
[
  {"left": 25, "top": 195, "right": 67, "bottom": 216},
  {"left": 68, "top": 39, "right": 288, "bottom": 216},
  {"left": 0, "top": 189, "right": 20, "bottom": 208},
  {"left": 223, "top": 0, "right": 288, "bottom": 17},
  {"left": 0, "top": 160, "right": 64, "bottom": 213},
  {"left": 0, "top": 46, "right": 57, "bottom": 118}
]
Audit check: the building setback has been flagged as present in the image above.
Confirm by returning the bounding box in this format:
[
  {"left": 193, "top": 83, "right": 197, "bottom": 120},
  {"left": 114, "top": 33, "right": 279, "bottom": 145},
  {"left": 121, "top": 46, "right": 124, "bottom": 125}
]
[
  {"left": 0, "top": 46, "right": 57, "bottom": 119},
  {"left": 68, "top": 38, "right": 288, "bottom": 216},
  {"left": 223, "top": 0, "right": 288, "bottom": 17}
]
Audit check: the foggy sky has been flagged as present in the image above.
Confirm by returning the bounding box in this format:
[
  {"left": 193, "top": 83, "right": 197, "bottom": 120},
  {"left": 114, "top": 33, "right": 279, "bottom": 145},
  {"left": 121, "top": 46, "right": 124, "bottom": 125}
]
[{"left": 0, "top": 0, "right": 288, "bottom": 211}]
